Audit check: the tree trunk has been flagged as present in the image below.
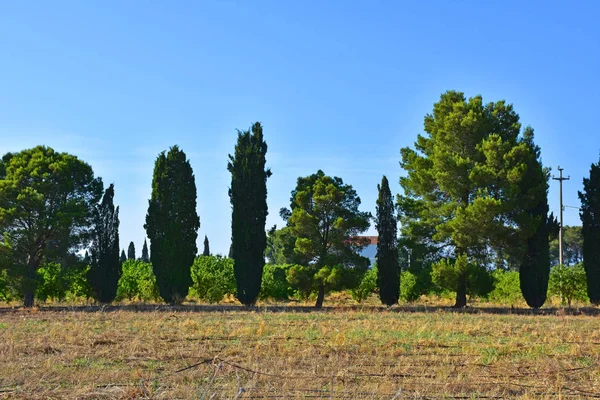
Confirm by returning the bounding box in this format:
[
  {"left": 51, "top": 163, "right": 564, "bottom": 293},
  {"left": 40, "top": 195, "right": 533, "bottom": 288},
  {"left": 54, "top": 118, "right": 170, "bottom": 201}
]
[
  {"left": 453, "top": 272, "right": 467, "bottom": 308},
  {"left": 23, "top": 257, "right": 40, "bottom": 308},
  {"left": 315, "top": 284, "right": 325, "bottom": 309}
]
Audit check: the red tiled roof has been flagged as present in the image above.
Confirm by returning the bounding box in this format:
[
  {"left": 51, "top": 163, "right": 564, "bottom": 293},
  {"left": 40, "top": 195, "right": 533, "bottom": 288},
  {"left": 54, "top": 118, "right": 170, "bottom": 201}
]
[{"left": 358, "top": 236, "right": 378, "bottom": 245}]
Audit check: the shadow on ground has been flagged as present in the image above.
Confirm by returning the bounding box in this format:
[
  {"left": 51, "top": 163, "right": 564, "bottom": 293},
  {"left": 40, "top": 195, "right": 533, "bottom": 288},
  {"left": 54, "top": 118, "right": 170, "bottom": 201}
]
[{"left": 1, "top": 303, "right": 598, "bottom": 316}]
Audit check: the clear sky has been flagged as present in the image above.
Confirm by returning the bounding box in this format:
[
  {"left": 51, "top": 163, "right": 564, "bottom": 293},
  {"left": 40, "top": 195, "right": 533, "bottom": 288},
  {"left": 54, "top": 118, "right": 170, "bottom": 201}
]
[{"left": 1, "top": 1, "right": 599, "bottom": 255}]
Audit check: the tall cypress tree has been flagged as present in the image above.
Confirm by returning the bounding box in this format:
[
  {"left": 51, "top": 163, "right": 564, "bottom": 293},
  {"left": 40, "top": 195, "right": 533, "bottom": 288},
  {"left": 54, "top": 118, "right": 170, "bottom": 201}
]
[
  {"left": 228, "top": 122, "right": 271, "bottom": 306},
  {"left": 141, "top": 239, "right": 150, "bottom": 263},
  {"left": 88, "top": 184, "right": 121, "bottom": 303},
  {"left": 120, "top": 250, "right": 126, "bottom": 264},
  {"left": 203, "top": 235, "right": 210, "bottom": 256},
  {"left": 517, "top": 128, "right": 556, "bottom": 309},
  {"left": 579, "top": 159, "right": 600, "bottom": 305},
  {"left": 127, "top": 241, "right": 136, "bottom": 260},
  {"left": 145, "top": 146, "right": 200, "bottom": 304},
  {"left": 376, "top": 176, "right": 399, "bottom": 306}
]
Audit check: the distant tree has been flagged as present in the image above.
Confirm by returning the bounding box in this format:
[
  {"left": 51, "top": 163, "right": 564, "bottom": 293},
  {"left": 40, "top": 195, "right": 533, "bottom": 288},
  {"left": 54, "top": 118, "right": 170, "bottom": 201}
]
[
  {"left": 120, "top": 250, "right": 127, "bottom": 264},
  {"left": 265, "top": 225, "right": 297, "bottom": 265},
  {"left": 0, "top": 146, "right": 102, "bottom": 307},
  {"left": 282, "top": 171, "right": 371, "bottom": 308},
  {"left": 88, "top": 184, "right": 121, "bottom": 303},
  {"left": 431, "top": 255, "right": 493, "bottom": 300},
  {"left": 141, "top": 239, "right": 149, "bottom": 263},
  {"left": 145, "top": 146, "right": 200, "bottom": 304},
  {"left": 83, "top": 251, "right": 91, "bottom": 265},
  {"left": 203, "top": 235, "right": 210, "bottom": 256},
  {"left": 375, "top": 176, "right": 399, "bottom": 306},
  {"left": 579, "top": 159, "right": 600, "bottom": 305},
  {"left": 127, "top": 241, "right": 136, "bottom": 260},
  {"left": 550, "top": 226, "right": 583, "bottom": 266},
  {"left": 398, "top": 91, "right": 553, "bottom": 308},
  {"left": 228, "top": 122, "right": 271, "bottom": 306}
]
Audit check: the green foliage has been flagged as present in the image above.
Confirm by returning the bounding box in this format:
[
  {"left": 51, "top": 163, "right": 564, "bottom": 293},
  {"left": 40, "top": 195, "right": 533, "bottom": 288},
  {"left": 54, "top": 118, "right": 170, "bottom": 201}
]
[
  {"left": 351, "top": 266, "right": 378, "bottom": 303},
  {"left": 127, "top": 242, "right": 136, "bottom": 260},
  {"left": 489, "top": 270, "right": 522, "bottom": 305},
  {"left": 189, "top": 255, "right": 236, "bottom": 303},
  {"left": 376, "top": 176, "right": 399, "bottom": 305},
  {"left": 282, "top": 170, "right": 371, "bottom": 307},
  {"left": 120, "top": 250, "right": 126, "bottom": 264},
  {"left": 228, "top": 122, "right": 271, "bottom": 306},
  {"left": 145, "top": 146, "right": 200, "bottom": 305},
  {"left": 549, "top": 264, "right": 588, "bottom": 307},
  {"left": 36, "top": 261, "right": 91, "bottom": 302},
  {"left": 259, "top": 264, "right": 294, "bottom": 300},
  {"left": 88, "top": 184, "right": 120, "bottom": 303},
  {"left": 116, "top": 260, "right": 160, "bottom": 302},
  {"left": 579, "top": 160, "right": 600, "bottom": 305},
  {"left": 399, "top": 271, "right": 420, "bottom": 302},
  {"left": 550, "top": 226, "right": 583, "bottom": 266},
  {"left": 431, "top": 255, "right": 493, "bottom": 300},
  {"left": 397, "top": 91, "right": 551, "bottom": 307},
  {"left": 0, "top": 146, "right": 103, "bottom": 307}
]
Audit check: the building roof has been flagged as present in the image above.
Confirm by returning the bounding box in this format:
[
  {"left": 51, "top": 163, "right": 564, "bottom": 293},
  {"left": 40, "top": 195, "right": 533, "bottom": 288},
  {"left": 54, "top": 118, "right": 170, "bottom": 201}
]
[{"left": 359, "top": 236, "right": 378, "bottom": 245}]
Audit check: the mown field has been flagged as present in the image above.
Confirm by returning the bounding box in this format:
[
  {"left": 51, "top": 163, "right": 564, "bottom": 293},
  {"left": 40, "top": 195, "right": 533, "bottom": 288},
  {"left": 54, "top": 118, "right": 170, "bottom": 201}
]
[{"left": 1, "top": 302, "right": 600, "bottom": 399}]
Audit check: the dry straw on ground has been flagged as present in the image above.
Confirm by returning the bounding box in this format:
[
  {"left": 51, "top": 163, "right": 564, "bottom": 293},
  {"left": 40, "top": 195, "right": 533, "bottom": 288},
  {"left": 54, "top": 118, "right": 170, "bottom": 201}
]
[{"left": 1, "top": 304, "right": 599, "bottom": 399}]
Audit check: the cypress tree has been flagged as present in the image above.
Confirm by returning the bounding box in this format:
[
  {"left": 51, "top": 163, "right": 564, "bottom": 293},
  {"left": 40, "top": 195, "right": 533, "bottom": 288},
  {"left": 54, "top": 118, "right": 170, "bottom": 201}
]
[
  {"left": 203, "top": 235, "right": 210, "bottom": 256},
  {"left": 120, "top": 250, "right": 126, "bottom": 263},
  {"left": 141, "top": 239, "right": 150, "bottom": 263},
  {"left": 228, "top": 122, "right": 271, "bottom": 306},
  {"left": 145, "top": 146, "right": 200, "bottom": 304},
  {"left": 579, "top": 159, "right": 600, "bottom": 305},
  {"left": 88, "top": 184, "right": 121, "bottom": 303},
  {"left": 127, "top": 241, "right": 136, "bottom": 260},
  {"left": 517, "top": 128, "right": 556, "bottom": 308},
  {"left": 376, "top": 176, "right": 399, "bottom": 306}
]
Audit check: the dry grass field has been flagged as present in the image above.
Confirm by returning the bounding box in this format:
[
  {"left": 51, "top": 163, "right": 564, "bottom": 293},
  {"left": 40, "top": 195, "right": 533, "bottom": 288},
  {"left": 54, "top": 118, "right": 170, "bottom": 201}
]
[{"left": 1, "top": 303, "right": 600, "bottom": 399}]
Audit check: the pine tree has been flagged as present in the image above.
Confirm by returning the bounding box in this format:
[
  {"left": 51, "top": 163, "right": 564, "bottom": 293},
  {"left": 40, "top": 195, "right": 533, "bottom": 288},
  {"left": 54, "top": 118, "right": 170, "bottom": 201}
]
[
  {"left": 120, "top": 250, "right": 126, "bottom": 264},
  {"left": 376, "top": 176, "right": 399, "bottom": 306},
  {"left": 228, "top": 122, "right": 271, "bottom": 306},
  {"left": 145, "top": 146, "right": 200, "bottom": 304},
  {"left": 88, "top": 184, "right": 121, "bottom": 303},
  {"left": 127, "top": 241, "right": 136, "bottom": 260},
  {"left": 579, "top": 159, "right": 600, "bottom": 305},
  {"left": 141, "top": 239, "right": 149, "bottom": 263},
  {"left": 203, "top": 235, "right": 210, "bottom": 256}
]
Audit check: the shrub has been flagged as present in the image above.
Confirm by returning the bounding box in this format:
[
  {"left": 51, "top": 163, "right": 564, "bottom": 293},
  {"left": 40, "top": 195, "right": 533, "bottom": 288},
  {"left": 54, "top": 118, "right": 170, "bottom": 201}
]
[
  {"left": 189, "top": 255, "right": 236, "bottom": 303},
  {"left": 400, "top": 270, "right": 420, "bottom": 302},
  {"left": 36, "top": 262, "right": 91, "bottom": 302},
  {"left": 549, "top": 263, "right": 588, "bottom": 307},
  {"left": 351, "top": 266, "right": 378, "bottom": 303},
  {"left": 116, "top": 260, "right": 160, "bottom": 302},
  {"left": 488, "top": 270, "right": 522, "bottom": 305},
  {"left": 260, "top": 264, "right": 294, "bottom": 300}
]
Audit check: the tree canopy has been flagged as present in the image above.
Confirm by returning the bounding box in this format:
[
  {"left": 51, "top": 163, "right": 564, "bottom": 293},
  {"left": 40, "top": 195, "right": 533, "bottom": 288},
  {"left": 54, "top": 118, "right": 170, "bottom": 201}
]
[
  {"left": 579, "top": 159, "right": 600, "bottom": 305},
  {"left": 145, "top": 146, "right": 200, "bottom": 304},
  {"left": 228, "top": 122, "right": 271, "bottom": 306},
  {"left": 281, "top": 170, "right": 371, "bottom": 308},
  {"left": 398, "top": 91, "right": 553, "bottom": 307},
  {"left": 0, "top": 146, "right": 102, "bottom": 307},
  {"left": 375, "top": 176, "right": 399, "bottom": 306}
]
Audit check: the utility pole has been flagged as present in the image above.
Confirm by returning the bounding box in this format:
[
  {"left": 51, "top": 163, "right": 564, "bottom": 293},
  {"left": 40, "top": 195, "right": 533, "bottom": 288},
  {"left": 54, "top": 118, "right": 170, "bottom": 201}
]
[{"left": 552, "top": 166, "right": 570, "bottom": 265}]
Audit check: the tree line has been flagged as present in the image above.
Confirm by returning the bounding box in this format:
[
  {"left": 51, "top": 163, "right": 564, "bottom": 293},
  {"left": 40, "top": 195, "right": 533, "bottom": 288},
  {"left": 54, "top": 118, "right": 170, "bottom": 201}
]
[{"left": 1, "top": 90, "right": 599, "bottom": 309}]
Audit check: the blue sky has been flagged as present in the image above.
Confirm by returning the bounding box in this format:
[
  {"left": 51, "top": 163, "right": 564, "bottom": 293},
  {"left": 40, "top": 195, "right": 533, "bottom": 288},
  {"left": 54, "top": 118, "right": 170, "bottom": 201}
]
[{"left": 1, "top": 1, "right": 599, "bottom": 255}]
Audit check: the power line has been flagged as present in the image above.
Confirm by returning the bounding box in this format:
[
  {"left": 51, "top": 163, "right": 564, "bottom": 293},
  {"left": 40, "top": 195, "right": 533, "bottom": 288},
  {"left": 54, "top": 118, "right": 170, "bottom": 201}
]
[{"left": 552, "top": 166, "right": 570, "bottom": 265}]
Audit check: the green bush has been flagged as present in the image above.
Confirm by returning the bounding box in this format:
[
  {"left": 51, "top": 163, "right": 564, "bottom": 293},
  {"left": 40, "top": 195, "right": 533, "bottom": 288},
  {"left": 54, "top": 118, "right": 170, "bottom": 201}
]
[
  {"left": 431, "top": 256, "right": 493, "bottom": 299},
  {"left": 260, "top": 264, "right": 294, "bottom": 300},
  {"left": 116, "top": 260, "right": 160, "bottom": 302},
  {"left": 400, "top": 270, "right": 420, "bottom": 302},
  {"left": 488, "top": 270, "right": 522, "bottom": 305},
  {"left": 36, "top": 262, "right": 91, "bottom": 302},
  {"left": 189, "top": 255, "right": 235, "bottom": 303},
  {"left": 351, "top": 266, "right": 378, "bottom": 303},
  {"left": 549, "top": 263, "right": 588, "bottom": 307}
]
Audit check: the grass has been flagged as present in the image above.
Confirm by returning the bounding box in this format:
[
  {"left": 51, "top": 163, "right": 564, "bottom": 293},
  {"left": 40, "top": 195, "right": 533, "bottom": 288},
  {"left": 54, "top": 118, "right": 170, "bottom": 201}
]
[{"left": 1, "top": 299, "right": 599, "bottom": 399}]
